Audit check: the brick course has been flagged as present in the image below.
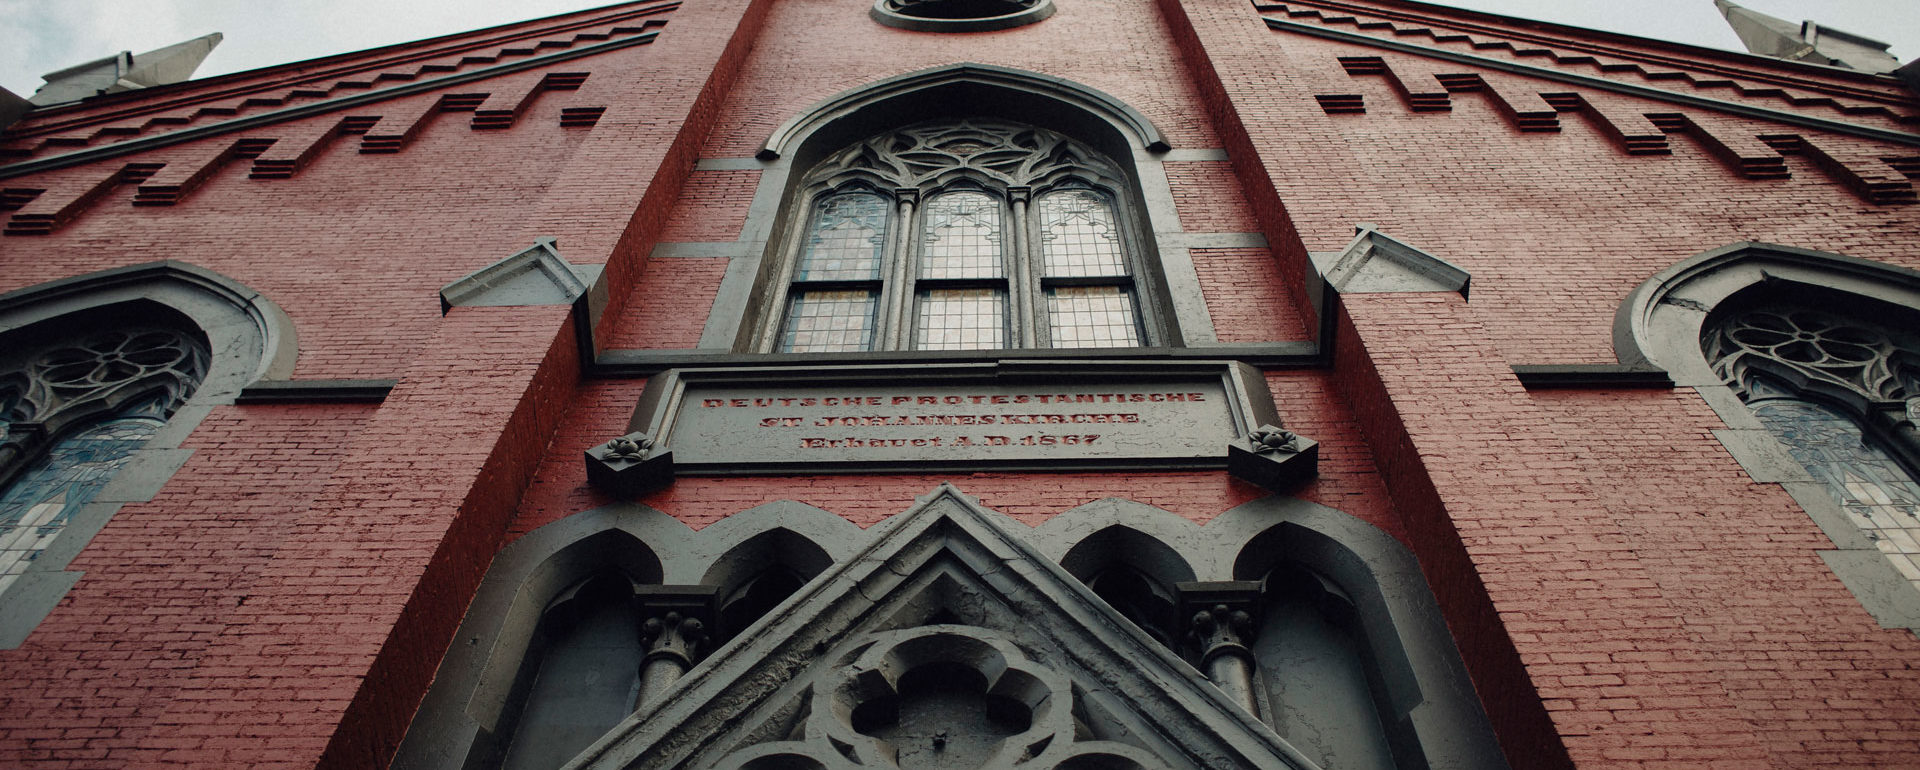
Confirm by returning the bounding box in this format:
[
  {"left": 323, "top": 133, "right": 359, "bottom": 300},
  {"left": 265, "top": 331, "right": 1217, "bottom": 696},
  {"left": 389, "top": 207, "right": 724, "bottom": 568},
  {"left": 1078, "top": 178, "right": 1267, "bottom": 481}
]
[{"left": 0, "top": 0, "right": 1916, "bottom": 766}]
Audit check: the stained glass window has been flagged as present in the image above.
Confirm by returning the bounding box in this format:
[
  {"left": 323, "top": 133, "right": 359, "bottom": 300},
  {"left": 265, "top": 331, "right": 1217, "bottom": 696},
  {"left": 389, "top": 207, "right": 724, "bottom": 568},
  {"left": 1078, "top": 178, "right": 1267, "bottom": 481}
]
[
  {"left": 771, "top": 119, "right": 1151, "bottom": 352},
  {"left": 0, "top": 417, "right": 161, "bottom": 596},
  {"left": 1751, "top": 400, "right": 1920, "bottom": 588},
  {"left": 0, "top": 321, "right": 206, "bottom": 601},
  {"left": 797, "top": 193, "right": 889, "bottom": 281},
  {"left": 782, "top": 291, "right": 878, "bottom": 353},
  {"left": 1037, "top": 189, "right": 1126, "bottom": 278},
  {"left": 1047, "top": 286, "right": 1141, "bottom": 348},
  {"left": 915, "top": 289, "right": 1006, "bottom": 350},
  {"left": 1707, "top": 301, "right": 1920, "bottom": 596},
  {"left": 919, "top": 191, "right": 1004, "bottom": 280}
]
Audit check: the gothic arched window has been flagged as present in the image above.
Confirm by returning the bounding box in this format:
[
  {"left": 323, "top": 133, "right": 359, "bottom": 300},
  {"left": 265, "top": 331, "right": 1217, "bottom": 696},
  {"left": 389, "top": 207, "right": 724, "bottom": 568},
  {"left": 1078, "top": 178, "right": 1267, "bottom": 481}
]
[
  {"left": 760, "top": 119, "right": 1155, "bottom": 353},
  {"left": 1704, "top": 296, "right": 1920, "bottom": 593},
  {"left": 0, "top": 319, "right": 209, "bottom": 596}
]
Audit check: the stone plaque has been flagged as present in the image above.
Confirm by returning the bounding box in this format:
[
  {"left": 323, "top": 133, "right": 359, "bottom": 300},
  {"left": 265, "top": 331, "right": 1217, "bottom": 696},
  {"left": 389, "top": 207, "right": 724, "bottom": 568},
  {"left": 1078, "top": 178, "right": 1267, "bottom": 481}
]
[{"left": 626, "top": 361, "right": 1279, "bottom": 473}]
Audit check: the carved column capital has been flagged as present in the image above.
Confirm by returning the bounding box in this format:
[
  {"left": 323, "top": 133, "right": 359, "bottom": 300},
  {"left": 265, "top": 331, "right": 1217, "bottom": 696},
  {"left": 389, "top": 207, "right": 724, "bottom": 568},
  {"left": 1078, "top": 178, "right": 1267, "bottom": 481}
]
[
  {"left": 633, "top": 585, "right": 719, "bottom": 708},
  {"left": 1177, "top": 581, "right": 1264, "bottom": 715},
  {"left": 1188, "top": 603, "right": 1255, "bottom": 666},
  {"left": 641, "top": 611, "right": 708, "bottom": 668}
]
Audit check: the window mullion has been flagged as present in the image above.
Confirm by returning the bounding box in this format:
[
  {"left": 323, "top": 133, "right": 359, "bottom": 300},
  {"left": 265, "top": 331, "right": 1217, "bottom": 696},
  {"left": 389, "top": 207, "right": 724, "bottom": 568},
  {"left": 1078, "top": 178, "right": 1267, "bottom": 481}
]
[
  {"left": 880, "top": 188, "right": 920, "bottom": 350},
  {"left": 1008, "top": 186, "right": 1035, "bottom": 348}
]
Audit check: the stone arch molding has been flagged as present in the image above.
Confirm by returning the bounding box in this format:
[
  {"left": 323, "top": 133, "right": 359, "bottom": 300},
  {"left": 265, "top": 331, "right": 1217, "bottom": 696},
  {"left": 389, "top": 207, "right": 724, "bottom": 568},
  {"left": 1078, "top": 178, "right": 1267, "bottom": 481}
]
[
  {"left": 0, "top": 260, "right": 295, "bottom": 647},
  {"left": 396, "top": 488, "right": 1507, "bottom": 769},
  {"left": 1616, "top": 242, "right": 1920, "bottom": 631},
  {"left": 758, "top": 63, "right": 1170, "bottom": 164},
  {"left": 706, "top": 63, "right": 1224, "bottom": 352}
]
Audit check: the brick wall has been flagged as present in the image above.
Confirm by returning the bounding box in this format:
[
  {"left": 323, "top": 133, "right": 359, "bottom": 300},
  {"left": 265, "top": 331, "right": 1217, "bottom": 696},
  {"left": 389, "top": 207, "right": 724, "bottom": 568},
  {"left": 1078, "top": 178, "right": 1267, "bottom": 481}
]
[{"left": 2, "top": 0, "right": 1917, "bottom": 767}]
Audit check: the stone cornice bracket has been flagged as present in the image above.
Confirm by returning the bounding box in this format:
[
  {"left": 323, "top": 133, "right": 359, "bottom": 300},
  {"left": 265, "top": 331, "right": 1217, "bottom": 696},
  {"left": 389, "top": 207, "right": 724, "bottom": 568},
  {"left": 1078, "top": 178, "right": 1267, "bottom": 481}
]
[
  {"left": 584, "top": 431, "right": 674, "bottom": 498},
  {"left": 1228, "top": 424, "right": 1320, "bottom": 493},
  {"left": 1312, "top": 224, "right": 1471, "bottom": 298}
]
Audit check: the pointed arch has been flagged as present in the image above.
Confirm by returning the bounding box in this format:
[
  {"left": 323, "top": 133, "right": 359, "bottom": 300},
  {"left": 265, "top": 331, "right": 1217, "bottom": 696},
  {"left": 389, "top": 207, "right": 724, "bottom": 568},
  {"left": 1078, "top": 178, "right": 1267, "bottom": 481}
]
[
  {"left": 758, "top": 63, "right": 1169, "bottom": 164},
  {"left": 0, "top": 260, "right": 292, "bottom": 647},
  {"left": 392, "top": 500, "right": 862, "bottom": 769},
  {"left": 705, "top": 65, "right": 1221, "bottom": 352},
  {"left": 1618, "top": 242, "right": 1920, "bottom": 631}
]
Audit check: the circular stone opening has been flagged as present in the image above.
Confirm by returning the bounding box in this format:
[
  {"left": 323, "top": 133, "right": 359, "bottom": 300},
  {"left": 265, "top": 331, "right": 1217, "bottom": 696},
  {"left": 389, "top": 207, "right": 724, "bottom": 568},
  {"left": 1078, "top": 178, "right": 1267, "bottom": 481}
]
[{"left": 871, "top": 0, "right": 1055, "bottom": 32}]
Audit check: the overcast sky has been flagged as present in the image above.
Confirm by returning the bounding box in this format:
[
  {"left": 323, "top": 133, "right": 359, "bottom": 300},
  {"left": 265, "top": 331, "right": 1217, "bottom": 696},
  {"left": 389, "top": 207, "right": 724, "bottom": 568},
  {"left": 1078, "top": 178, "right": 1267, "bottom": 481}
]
[{"left": 2, "top": 1, "right": 1916, "bottom": 99}]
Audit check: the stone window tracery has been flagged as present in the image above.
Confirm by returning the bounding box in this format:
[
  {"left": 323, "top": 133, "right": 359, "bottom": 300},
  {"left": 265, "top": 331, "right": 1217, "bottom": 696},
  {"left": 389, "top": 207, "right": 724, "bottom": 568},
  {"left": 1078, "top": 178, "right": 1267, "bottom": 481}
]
[
  {"left": 0, "top": 323, "right": 208, "bottom": 595},
  {"left": 1705, "top": 300, "right": 1920, "bottom": 591},
  {"left": 763, "top": 119, "right": 1152, "bottom": 354}
]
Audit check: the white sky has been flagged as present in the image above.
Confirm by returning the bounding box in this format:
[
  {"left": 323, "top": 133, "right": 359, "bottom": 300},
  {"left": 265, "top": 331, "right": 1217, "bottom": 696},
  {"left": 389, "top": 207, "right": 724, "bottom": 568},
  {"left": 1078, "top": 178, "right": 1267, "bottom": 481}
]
[{"left": 1, "top": 1, "right": 1916, "bottom": 99}]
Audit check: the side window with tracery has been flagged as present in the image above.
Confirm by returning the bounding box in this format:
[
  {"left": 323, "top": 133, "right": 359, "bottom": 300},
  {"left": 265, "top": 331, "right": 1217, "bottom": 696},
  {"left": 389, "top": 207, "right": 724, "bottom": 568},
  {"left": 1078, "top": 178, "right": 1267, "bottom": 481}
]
[
  {"left": 765, "top": 119, "right": 1153, "bottom": 353},
  {"left": 1704, "top": 299, "right": 1920, "bottom": 592},
  {"left": 0, "top": 321, "right": 208, "bottom": 595}
]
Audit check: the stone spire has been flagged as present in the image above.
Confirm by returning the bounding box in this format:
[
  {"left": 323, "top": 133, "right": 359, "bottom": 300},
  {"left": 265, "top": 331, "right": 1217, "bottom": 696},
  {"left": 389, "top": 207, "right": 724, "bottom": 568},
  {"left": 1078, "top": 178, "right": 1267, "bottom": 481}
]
[
  {"left": 1713, "top": 0, "right": 1900, "bottom": 73},
  {"left": 28, "top": 32, "right": 224, "bottom": 106}
]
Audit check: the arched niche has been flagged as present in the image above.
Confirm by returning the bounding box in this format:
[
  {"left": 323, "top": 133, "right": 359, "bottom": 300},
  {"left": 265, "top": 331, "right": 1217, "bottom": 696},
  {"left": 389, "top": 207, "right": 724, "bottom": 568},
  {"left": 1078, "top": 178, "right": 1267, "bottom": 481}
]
[
  {"left": 392, "top": 509, "right": 672, "bottom": 769},
  {"left": 699, "top": 527, "right": 834, "bottom": 636},
  {"left": 1059, "top": 524, "right": 1196, "bottom": 646},
  {"left": 393, "top": 501, "right": 863, "bottom": 769},
  {"left": 1031, "top": 495, "right": 1510, "bottom": 770}
]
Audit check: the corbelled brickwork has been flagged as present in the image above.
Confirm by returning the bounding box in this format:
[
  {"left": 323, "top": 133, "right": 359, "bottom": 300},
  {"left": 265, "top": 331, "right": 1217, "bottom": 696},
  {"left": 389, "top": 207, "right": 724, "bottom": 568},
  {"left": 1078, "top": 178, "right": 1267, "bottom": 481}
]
[{"left": 0, "top": 0, "right": 1916, "bottom": 767}]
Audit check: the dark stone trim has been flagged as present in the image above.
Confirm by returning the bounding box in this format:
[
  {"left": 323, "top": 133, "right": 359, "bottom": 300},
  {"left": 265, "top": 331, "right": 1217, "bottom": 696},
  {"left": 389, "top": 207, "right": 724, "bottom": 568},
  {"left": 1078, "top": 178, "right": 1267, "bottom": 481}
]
[
  {"left": 234, "top": 379, "right": 396, "bottom": 404},
  {"left": 758, "top": 63, "right": 1170, "bottom": 160},
  {"left": 1511, "top": 364, "right": 1674, "bottom": 389},
  {"left": 0, "top": 260, "right": 297, "bottom": 381},
  {"left": 0, "top": 26, "right": 667, "bottom": 180},
  {"left": 400, "top": 489, "right": 1508, "bottom": 769},
  {"left": 869, "top": 0, "right": 1055, "bottom": 32},
  {"left": 587, "top": 343, "right": 1323, "bottom": 378},
  {"left": 1265, "top": 17, "right": 1920, "bottom": 148},
  {"left": 391, "top": 500, "right": 863, "bottom": 768},
  {"left": 1158, "top": 148, "right": 1231, "bottom": 161},
  {"left": 610, "top": 360, "right": 1285, "bottom": 477},
  {"left": 1613, "top": 241, "right": 1920, "bottom": 372},
  {"left": 575, "top": 486, "right": 1324, "bottom": 769}
]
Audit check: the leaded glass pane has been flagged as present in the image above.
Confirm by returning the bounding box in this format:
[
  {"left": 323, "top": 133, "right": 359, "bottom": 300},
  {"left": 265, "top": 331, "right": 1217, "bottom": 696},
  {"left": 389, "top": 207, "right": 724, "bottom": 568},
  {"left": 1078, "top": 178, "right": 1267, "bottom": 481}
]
[
  {"left": 1037, "top": 189, "right": 1126, "bottom": 278},
  {"left": 782, "top": 291, "right": 878, "bottom": 353},
  {"left": 1752, "top": 399, "right": 1920, "bottom": 590},
  {"left": 796, "top": 193, "right": 889, "bottom": 281},
  {"left": 915, "top": 289, "right": 1006, "bottom": 350},
  {"left": 0, "top": 417, "right": 160, "bottom": 595},
  {"left": 1046, "top": 286, "right": 1141, "bottom": 348},
  {"left": 918, "top": 191, "right": 1004, "bottom": 279}
]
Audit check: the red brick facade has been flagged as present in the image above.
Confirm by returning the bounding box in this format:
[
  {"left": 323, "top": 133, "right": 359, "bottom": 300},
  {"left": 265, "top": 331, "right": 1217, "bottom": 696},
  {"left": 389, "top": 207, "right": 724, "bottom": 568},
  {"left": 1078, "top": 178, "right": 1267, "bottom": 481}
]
[{"left": 0, "top": 0, "right": 1916, "bottom": 767}]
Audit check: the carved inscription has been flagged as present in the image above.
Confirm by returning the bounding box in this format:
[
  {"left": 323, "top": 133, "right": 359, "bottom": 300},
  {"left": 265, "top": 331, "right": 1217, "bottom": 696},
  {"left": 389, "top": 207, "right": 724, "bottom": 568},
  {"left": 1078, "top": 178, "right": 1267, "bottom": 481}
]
[{"left": 664, "top": 381, "right": 1238, "bottom": 469}]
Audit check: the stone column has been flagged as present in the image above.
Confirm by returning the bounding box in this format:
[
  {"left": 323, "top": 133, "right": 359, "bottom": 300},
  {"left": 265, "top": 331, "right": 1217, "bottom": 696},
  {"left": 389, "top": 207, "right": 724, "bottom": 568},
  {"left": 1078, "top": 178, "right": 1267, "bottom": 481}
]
[
  {"left": 638, "top": 611, "right": 708, "bottom": 707},
  {"left": 1189, "top": 602, "right": 1259, "bottom": 714}
]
